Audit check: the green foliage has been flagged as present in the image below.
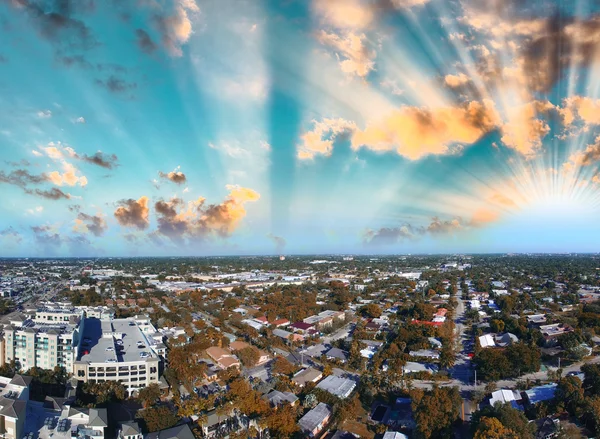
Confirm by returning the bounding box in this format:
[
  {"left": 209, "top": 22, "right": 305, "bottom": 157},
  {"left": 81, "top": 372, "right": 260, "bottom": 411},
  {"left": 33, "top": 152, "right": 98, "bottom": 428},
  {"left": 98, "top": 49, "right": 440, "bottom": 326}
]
[
  {"left": 77, "top": 381, "right": 127, "bottom": 407},
  {"left": 473, "top": 342, "right": 540, "bottom": 381},
  {"left": 360, "top": 303, "right": 382, "bottom": 318}
]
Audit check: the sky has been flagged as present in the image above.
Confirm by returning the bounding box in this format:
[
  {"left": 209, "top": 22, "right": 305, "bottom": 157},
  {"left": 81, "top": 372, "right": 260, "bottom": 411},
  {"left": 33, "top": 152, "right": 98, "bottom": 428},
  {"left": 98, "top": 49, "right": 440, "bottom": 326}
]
[{"left": 2, "top": 0, "right": 600, "bottom": 257}]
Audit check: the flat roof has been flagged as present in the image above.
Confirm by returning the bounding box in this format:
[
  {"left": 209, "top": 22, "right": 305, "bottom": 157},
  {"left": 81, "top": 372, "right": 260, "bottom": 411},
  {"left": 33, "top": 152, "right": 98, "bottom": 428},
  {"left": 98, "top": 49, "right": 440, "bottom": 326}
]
[{"left": 78, "top": 318, "right": 156, "bottom": 364}]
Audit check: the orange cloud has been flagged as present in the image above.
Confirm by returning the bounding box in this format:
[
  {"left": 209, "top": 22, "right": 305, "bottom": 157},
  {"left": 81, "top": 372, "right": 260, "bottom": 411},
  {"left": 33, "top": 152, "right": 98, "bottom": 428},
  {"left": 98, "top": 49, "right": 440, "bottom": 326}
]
[
  {"left": 351, "top": 99, "right": 500, "bottom": 160},
  {"left": 297, "top": 118, "right": 357, "bottom": 160},
  {"left": 312, "top": 0, "right": 374, "bottom": 30},
  {"left": 154, "top": 185, "right": 260, "bottom": 242},
  {"left": 444, "top": 73, "right": 470, "bottom": 88},
  {"left": 114, "top": 196, "right": 150, "bottom": 230},
  {"left": 47, "top": 162, "right": 88, "bottom": 187},
  {"left": 499, "top": 101, "right": 554, "bottom": 157}
]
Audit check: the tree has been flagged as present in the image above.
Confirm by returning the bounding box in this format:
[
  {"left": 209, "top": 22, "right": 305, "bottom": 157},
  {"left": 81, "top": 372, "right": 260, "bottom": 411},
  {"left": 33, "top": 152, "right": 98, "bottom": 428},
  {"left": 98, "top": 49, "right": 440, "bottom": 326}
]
[
  {"left": 490, "top": 319, "right": 505, "bottom": 333},
  {"left": 555, "top": 376, "right": 584, "bottom": 416},
  {"left": 323, "top": 364, "right": 333, "bottom": 377},
  {"left": 360, "top": 303, "right": 382, "bottom": 318},
  {"left": 264, "top": 403, "right": 298, "bottom": 438},
  {"left": 137, "top": 406, "right": 179, "bottom": 433},
  {"left": 137, "top": 383, "right": 162, "bottom": 408},
  {"left": 583, "top": 363, "right": 600, "bottom": 396},
  {"left": 237, "top": 346, "right": 260, "bottom": 367},
  {"left": 474, "top": 417, "right": 519, "bottom": 439},
  {"left": 472, "top": 403, "right": 535, "bottom": 439},
  {"left": 412, "top": 386, "right": 461, "bottom": 439}
]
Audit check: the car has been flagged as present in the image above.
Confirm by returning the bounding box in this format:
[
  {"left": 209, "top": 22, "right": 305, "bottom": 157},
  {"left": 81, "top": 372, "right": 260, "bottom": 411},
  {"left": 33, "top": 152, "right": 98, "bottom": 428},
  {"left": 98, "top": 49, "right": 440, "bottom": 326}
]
[
  {"left": 129, "top": 321, "right": 136, "bottom": 326},
  {"left": 139, "top": 351, "right": 149, "bottom": 358},
  {"left": 116, "top": 340, "right": 124, "bottom": 345},
  {"left": 106, "top": 346, "right": 115, "bottom": 351},
  {"left": 567, "top": 371, "right": 581, "bottom": 377},
  {"left": 137, "top": 341, "right": 145, "bottom": 348},
  {"left": 105, "top": 358, "right": 117, "bottom": 363}
]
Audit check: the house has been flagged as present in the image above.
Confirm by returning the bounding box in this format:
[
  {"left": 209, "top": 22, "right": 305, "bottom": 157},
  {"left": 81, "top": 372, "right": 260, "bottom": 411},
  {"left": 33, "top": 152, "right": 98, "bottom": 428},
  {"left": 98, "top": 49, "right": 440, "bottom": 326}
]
[
  {"left": 229, "top": 341, "right": 251, "bottom": 351},
  {"left": 325, "top": 347, "right": 349, "bottom": 363},
  {"left": 200, "top": 409, "right": 235, "bottom": 438},
  {"left": 479, "top": 334, "right": 496, "bottom": 348},
  {"left": 298, "top": 403, "right": 332, "bottom": 438},
  {"left": 527, "top": 314, "right": 547, "bottom": 325},
  {"left": 409, "top": 349, "right": 440, "bottom": 360},
  {"left": 292, "top": 367, "right": 323, "bottom": 387},
  {"left": 535, "top": 417, "right": 560, "bottom": 439},
  {"left": 118, "top": 421, "right": 143, "bottom": 439},
  {"left": 316, "top": 375, "right": 356, "bottom": 399},
  {"left": 489, "top": 389, "right": 522, "bottom": 409},
  {"left": 205, "top": 346, "right": 241, "bottom": 370},
  {"left": 402, "top": 362, "right": 438, "bottom": 374},
  {"left": 266, "top": 390, "right": 299, "bottom": 407},
  {"left": 495, "top": 333, "right": 519, "bottom": 347},
  {"left": 290, "top": 322, "right": 314, "bottom": 334},
  {"left": 147, "top": 423, "right": 195, "bottom": 439},
  {"left": 273, "top": 328, "right": 304, "bottom": 342},
  {"left": 331, "top": 431, "right": 359, "bottom": 439},
  {"left": 540, "top": 324, "right": 574, "bottom": 345},
  {"left": 524, "top": 384, "right": 558, "bottom": 405},
  {"left": 61, "top": 407, "right": 109, "bottom": 439},
  {"left": 271, "top": 318, "right": 290, "bottom": 327},
  {"left": 383, "top": 433, "right": 409, "bottom": 439}
]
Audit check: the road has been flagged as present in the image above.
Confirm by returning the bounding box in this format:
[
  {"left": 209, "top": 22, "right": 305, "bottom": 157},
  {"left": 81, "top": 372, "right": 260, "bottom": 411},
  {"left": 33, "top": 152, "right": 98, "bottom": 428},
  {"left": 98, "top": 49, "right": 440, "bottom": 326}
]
[{"left": 447, "top": 289, "right": 472, "bottom": 384}]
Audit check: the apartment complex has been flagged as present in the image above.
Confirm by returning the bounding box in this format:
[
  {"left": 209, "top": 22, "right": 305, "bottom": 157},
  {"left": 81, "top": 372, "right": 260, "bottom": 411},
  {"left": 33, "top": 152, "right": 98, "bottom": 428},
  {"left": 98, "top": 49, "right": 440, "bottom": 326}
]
[{"left": 2, "top": 311, "right": 81, "bottom": 371}]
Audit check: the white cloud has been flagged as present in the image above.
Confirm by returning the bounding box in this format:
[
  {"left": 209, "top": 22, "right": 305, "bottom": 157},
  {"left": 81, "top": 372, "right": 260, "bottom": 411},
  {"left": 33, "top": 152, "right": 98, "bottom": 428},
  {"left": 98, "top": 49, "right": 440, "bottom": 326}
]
[{"left": 37, "top": 110, "right": 52, "bottom": 118}]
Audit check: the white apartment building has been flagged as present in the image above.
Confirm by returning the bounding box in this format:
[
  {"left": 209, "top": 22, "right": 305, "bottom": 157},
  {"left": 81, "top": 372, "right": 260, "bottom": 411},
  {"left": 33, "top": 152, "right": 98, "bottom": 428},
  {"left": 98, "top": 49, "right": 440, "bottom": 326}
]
[{"left": 2, "top": 311, "right": 81, "bottom": 372}]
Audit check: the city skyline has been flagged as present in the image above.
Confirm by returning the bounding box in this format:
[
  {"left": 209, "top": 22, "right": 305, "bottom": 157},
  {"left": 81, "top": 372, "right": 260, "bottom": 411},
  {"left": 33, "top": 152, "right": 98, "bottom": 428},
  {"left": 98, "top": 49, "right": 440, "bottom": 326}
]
[{"left": 2, "top": 0, "right": 600, "bottom": 257}]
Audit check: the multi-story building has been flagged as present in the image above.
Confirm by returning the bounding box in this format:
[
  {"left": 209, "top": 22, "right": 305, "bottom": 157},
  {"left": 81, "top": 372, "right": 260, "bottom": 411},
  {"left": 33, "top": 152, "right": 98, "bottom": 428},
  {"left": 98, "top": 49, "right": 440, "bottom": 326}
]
[
  {"left": 2, "top": 312, "right": 81, "bottom": 371},
  {"left": 72, "top": 317, "right": 161, "bottom": 395},
  {"left": 0, "top": 374, "right": 31, "bottom": 439}
]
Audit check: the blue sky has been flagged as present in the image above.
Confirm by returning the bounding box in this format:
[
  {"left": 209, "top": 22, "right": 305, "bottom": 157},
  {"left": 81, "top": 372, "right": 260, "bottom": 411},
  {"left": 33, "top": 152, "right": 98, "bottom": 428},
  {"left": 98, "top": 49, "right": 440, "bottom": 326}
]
[{"left": 2, "top": 0, "right": 600, "bottom": 256}]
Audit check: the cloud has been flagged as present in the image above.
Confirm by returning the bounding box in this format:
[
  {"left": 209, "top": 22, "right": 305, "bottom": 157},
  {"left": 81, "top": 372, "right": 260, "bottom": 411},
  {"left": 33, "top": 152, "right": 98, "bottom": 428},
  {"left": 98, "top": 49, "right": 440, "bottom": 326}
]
[
  {"left": 0, "top": 227, "right": 22, "bottom": 244},
  {"left": 74, "top": 116, "right": 86, "bottom": 124},
  {"left": 499, "top": 100, "right": 555, "bottom": 156},
  {"left": 561, "top": 96, "right": 600, "bottom": 127},
  {"left": 362, "top": 225, "right": 418, "bottom": 246},
  {"left": 351, "top": 100, "right": 500, "bottom": 160},
  {"left": 158, "top": 166, "right": 187, "bottom": 184},
  {"left": 297, "top": 118, "right": 357, "bottom": 160},
  {"left": 0, "top": 168, "right": 48, "bottom": 188},
  {"left": 135, "top": 28, "right": 157, "bottom": 54},
  {"left": 6, "top": 0, "right": 98, "bottom": 51},
  {"left": 40, "top": 142, "right": 118, "bottom": 169},
  {"left": 26, "top": 206, "right": 44, "bottom": 215},
  {"left": 74, "top": 151, "right": 118, "bottom": 169},
  {"left": 95, "top": 75, "right": 137, "bottom": 94},
  {"left": 317, "top": 30, "right": 375, "bottom": 79},
  {"left": 47, "top": 162, "right": 88, "bottom": 187},
  {"left": 37, "top": 109, "right": 52, "bottom": 118},
  {"left": 31, "top": 225, "right": 62, "bottom": 248},
  {"left": 517, "top": 15, "right": 600, "bottom": 93},
  {"left": 153, "top": 0, "right": 200, "bottom": 57},
  {"left": 153, "top": 185, "right": 260, "bottom": 242},
  {"left": 444, "top": 73, "right": 470, "bottom": 88},
  {"left": 380, "top": 79, "right": 404, "bottom": 96},
  {"left": 28, "top": 187, "right": 72, "bottom": 200},
  {"left": 566, "top": 135, "right": 600, "bottom": 167},
  {"left": 312, "top": 0, "right": 375, "bottom": 30},
  {"left": 267, "top": 233, "right": 286, "bottom": 254},
  {"left": 114, "top": 196, "right": 150, "bottom": 230},
  {"left": 74, "top": 212, "right": 108, "bottom": 236}
]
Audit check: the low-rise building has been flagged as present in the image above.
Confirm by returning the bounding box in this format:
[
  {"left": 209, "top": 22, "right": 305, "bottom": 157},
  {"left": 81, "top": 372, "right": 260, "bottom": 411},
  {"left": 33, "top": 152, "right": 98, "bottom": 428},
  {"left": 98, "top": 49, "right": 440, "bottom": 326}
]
[
  {"left": 316, "top": 375, "right": 356, "bottom": 399},
  {"left": 298, "top": 403, "right": 331, "bottom": 438}
]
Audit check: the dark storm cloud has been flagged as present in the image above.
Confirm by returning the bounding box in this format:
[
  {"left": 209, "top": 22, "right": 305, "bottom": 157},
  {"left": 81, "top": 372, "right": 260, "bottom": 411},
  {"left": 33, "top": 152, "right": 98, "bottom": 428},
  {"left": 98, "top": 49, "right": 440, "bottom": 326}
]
[
  {"left": 76, "top": 212, "right": 107, "bottom": 236},
  {"left": 76, "top": 151, "right": 119, "bottom": 169},
  {"left": 0, "top": 168, "right": 48, "bottom": 188}
]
